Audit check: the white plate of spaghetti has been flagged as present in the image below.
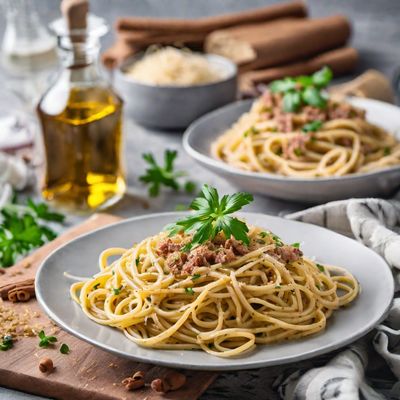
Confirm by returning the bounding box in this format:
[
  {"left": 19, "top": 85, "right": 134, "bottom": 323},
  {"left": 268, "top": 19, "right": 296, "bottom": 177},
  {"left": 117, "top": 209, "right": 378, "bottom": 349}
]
[
  {"left": 183, "top": 69, "right": 400, "bottom": 202},
  {"left": 36, "top": 186, "right": 393, "bottom": 370}
]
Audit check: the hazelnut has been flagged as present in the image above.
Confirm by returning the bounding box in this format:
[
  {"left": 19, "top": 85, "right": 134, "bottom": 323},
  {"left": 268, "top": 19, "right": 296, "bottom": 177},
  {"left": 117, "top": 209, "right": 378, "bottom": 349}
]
[
  {"left": 39, "top": 358, "right": 54, "bottom": 373},
  {"left": 151, "top": 371, "right": 186, "bottom": 393},
  {"left": 122, "top": 376, "right": 144, "bottom": 391},
  {"left": 150, "top": 378, "right": 165, "bottom": 393}
]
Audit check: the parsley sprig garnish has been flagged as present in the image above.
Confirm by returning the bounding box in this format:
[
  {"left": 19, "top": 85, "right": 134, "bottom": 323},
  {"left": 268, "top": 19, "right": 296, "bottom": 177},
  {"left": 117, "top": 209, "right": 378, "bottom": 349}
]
[
  {"left": 139, "top": 150, "right": 196, "bottom": 197},
  {"left": 38, "top": 330, "right": 57, "bottom": 348},
  {"left": 0, "top": 198, "right": 65, "bottom": 268},
  {"left": 269, "top": 66, "right": 333, "bottom": 112},
  {"left": 166, "top": 185, "right": 253, "bottom": 251}
]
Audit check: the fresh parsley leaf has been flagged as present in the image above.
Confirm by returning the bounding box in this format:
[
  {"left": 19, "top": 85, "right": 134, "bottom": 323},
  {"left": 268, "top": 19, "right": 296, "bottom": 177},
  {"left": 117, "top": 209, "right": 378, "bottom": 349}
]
[
  {"left": 312, "top": 66, "right": 333, "bottom": 88},
  {"left": 270, "top": 78, "right": 296, "bottom": 93},
  {"left": 139, "top": 150, "right": 194, "bottom": 197},
  {"left": 302, "top": 120, "right": 322, "bottom": 133},
  {"left": 0, "top": 199, "right": 64, "bottom": 268},
  {"left": 27, "top": 199, "right": 65, "bottom": 222},
  {"left": 316, "top": 263, "right": 325, "bottom": 272},
  {"left": 283, "top": 90, "right": 301, "bottom": 112},
  {"left": 38, "top": 330, "right": 57, "bottom": 348},
  {"left": 269, "top": 66, "right": 332, "bottom": 112},
  {"left": 166, "top": 185, "right": 253, "bottom": 251},
  {"left": 302, "top": 86, "right": 327, "bottom": 108},
  {"left": 185, "top": 287, "right": 195, "bottom": 295},
  {"left": 60, "top": 343, "right": 70, "bottom": 354},
  {"left": 0, "top": 335, "right": 13, "bottom": 351},
  {"left": 192, "top": 273, "right": 201, "bottom": 281},
  {"left": 291, "top": 242, "right": 300, "bottom": 248}
]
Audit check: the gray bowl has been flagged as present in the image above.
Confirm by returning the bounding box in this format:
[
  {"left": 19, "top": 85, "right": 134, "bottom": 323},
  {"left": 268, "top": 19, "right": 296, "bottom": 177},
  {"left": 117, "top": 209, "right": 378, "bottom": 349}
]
[
  {"left": 114, "top": 53, "right": 237, "bottom": 129},
  {"left": 183, "top": 97, "right": 400, "bottom": 203}
]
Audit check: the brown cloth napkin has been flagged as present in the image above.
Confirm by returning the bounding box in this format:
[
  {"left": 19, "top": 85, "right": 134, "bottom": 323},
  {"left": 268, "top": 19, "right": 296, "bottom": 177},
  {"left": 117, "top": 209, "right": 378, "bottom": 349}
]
[
  {"left": 205, "top": 15, "right": 351, "bottom": 71},
  {"left": 240, "top": 47, "right": 358, "bottom": 92},
  {"left": 102, "top": 1, "right": 307, "bottom": 67}
]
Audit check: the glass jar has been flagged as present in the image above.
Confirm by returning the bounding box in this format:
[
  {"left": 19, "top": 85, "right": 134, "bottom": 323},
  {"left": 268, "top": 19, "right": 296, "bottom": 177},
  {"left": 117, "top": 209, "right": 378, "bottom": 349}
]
[{"left": 37, "top": 22, "right": 125, "bottom": 212}]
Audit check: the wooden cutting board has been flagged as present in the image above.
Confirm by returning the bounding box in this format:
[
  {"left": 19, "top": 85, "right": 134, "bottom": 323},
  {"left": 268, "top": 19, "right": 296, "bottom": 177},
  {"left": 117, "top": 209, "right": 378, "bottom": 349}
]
[{"left": 0, "top": 214, "right": 216, "bottom": 400}]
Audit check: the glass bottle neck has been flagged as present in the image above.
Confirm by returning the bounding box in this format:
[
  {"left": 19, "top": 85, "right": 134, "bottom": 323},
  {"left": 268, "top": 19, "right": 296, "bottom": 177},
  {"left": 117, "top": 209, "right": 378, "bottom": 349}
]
[{"left": 57, "top": 35, "right": 104, "bottom": 83}]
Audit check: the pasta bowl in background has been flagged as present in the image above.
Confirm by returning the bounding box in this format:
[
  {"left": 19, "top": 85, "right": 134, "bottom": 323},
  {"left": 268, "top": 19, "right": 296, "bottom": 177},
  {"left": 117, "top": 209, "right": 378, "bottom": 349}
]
[
  {"left": 35, "top": 212, "right": 393, "bottom": 370},
  {"left": 114, "top": 53, "right": 237, "bottom": 129},
  {"left": 183, "top": 97, "right": 400, "bottom": 203}
]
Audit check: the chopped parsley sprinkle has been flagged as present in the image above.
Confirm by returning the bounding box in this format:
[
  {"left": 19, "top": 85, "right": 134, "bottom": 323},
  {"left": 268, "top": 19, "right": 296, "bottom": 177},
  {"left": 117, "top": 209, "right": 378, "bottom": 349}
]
[
  {"left": 259, "top": 232, "right": 268, "bottom": 238},
  {"left": 185, "top": 287, "right": 195, "bottom": 295},
  {"left": 275, "top": 285, "right": 281, "bottom": 289},
  {"left": 316, "top": 284, "right": 321, "bottom": 290},
  {"left": 383, "top": 147, "right": 391, "bottom": 156},
  {"left": 93, "top": 283, "right": 100, "bottom": 290},
  {"left": 135, "top": 257, "right": 140, "bottom": 266},
  {"left": 256, "top": 239, "right": 265, "bottom": 244},
  {"left": 316, "top": 263, "right": 325, "bottom": 272},
  {"left": 192, "top": 274, "right": 201, "bottom": 281},
  {"left": 270, "top": 233, "right": 283, "bottom": 247},
  {"left": 113, "top": 286, "right": 122, "bottom": 295},
  {"left": 243, "top": 126, "right": 259, "bottom": 137},
  {"left": 291, "top": 242, "right": 300, "bottom": 248},
  {"left": 112, "top": 270, "right": 115, "bottom": 275},
  {"left": 275, "top": 147, "right": 283, "bottom": 156},
  {"left": 60, "top": 343, "right": 70, "bottom": 354},
  {"left": 294, "top": 148, "right": 303, "bottom": 157},
  {"left": 0, "top": 335, "right": 13, "bottom": 351},
  {"left": 302, "top": 120, "right": 322, "bottom": 133}
]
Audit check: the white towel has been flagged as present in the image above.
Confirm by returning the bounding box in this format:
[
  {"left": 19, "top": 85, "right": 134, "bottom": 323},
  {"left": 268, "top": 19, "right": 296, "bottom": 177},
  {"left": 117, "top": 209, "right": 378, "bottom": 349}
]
[{"left": 278, "top": 199, "right": 400, "bottom": 400}]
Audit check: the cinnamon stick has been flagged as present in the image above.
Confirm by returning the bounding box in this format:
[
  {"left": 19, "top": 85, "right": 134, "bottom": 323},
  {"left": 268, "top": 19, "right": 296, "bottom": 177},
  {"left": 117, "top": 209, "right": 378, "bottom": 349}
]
[
  {"left": 0, "top": 278, "right": 35, "bottom": 302},
  {"left": 240, "top": 47, "right": 358, "bottom": 90},
  {"left": 206, "top": 15, "right": 351, "bottom": 70},
  {"left": 115, "top": 1, "right": 307, "bottom": 33},
  {"left": 118, "top": 30, "right": 205, "bottom": 48}
]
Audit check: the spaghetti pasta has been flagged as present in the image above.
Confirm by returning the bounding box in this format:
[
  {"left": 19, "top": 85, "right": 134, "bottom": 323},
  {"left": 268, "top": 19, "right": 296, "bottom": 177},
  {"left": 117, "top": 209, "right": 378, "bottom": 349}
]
[
  {"left": 212, "top": 93, "right": 400, "bottom": 177},
  {"left": 70, "top": 225, "right": 358, "bottom": 357}
]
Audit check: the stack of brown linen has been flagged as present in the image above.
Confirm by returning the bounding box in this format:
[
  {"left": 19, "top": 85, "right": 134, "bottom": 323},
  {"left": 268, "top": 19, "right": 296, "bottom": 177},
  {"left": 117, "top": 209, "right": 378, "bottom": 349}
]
[{"left": 103, "top": 1, "right": 358, "bottom": 91}]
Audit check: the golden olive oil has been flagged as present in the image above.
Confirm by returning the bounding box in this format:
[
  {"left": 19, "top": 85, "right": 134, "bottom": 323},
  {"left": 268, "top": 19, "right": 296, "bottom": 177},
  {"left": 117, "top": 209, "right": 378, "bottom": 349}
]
[{"left": 38, "top": 86, "right": 125, "bottom": 211}]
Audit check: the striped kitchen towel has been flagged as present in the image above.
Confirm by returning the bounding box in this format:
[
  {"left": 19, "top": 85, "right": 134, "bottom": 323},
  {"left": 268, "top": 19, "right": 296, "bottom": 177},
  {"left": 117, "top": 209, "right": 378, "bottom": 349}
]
[{"left": 278, "top": 199, "right": 400, "bottom": 400}]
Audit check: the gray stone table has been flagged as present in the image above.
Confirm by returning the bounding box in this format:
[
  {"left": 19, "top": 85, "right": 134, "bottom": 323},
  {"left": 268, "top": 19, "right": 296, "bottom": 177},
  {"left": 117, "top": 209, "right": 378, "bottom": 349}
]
[{"left": 1, "top": 0, "right": 399, "bottom": 399}]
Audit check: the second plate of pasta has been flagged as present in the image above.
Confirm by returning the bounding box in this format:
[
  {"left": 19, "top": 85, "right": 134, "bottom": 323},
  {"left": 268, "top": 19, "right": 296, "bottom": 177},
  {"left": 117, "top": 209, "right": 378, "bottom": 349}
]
[{"left": 183, "top": 97, "right": 400, "bottom": 202}]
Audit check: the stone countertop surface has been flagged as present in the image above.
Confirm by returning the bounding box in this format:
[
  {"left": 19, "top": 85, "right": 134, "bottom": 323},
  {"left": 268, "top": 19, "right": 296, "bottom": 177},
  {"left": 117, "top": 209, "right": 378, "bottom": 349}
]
[{"left": 0, "top": 0, "right": 400, "bottom": 399}]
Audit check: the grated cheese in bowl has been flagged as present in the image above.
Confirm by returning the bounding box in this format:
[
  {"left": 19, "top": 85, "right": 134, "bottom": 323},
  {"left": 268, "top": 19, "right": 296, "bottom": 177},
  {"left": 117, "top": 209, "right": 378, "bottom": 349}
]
[{"left": 124, "top": 47, "right": 223, "bottom": 86}]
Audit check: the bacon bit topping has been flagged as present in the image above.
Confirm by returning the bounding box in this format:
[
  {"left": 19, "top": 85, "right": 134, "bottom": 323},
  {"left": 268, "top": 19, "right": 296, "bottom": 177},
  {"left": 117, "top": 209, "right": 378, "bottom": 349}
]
[
  {"left": 156, "top": 239, "right": 182, "bottom": 256},
  {"left": 269, "top": 244, "right": 303, "bottom": 263},
  {"left": 283, "top": 134, "right": 308, "bottom": 160}
]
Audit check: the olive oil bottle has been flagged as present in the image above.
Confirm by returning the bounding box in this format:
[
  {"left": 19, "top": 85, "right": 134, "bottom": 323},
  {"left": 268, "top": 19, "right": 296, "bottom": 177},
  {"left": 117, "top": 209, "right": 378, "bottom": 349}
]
[{"left": 37, "top": 1, "right": 125, "bottom": 211}]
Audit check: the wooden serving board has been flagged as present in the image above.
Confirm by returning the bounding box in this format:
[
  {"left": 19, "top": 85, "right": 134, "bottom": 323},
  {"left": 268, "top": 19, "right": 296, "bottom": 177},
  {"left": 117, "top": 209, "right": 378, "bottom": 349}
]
[{"left": 0, "top": 214, "right": 216, "bottom": 400}]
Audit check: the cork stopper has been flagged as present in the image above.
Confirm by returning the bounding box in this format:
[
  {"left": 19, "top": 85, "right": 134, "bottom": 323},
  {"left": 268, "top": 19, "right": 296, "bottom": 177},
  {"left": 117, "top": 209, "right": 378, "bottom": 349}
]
[{"left": 61, "top": 0, "right": 89, "bottom": 35}]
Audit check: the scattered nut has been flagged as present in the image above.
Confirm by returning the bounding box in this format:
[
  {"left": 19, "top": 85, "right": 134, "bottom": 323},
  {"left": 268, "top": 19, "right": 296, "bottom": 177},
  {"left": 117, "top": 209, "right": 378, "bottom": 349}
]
[
  {"left": 39, "top": 357, "right": 54, "bottom": 373},
  {"left": 122, "top": 376, "right": 144, "bottom": 391},
  {"left": 150, "top": 378, "right": 164, "bottom": 393},
  {"left": 151, "top": 371, "right": 186, "bottom": 393},
  {"left": 132, "top": 370, "right": 145, "bottom": 380}
]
